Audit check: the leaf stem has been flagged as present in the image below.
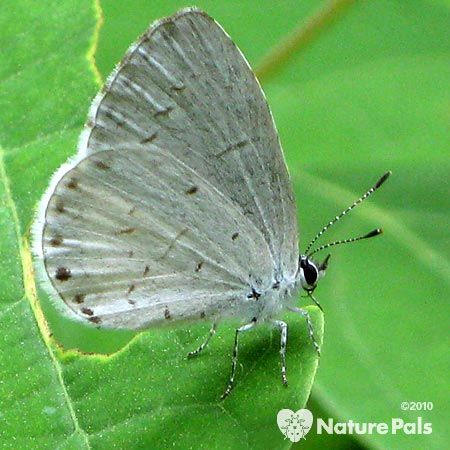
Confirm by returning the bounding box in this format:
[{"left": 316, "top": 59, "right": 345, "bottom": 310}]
[{"left": 255, "top": 0, "right": 357, "bottom": 82}]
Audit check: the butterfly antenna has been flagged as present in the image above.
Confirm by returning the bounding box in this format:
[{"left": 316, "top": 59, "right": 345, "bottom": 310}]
[
  {"left": 304, "top": 171, "right": 391, "bottom": 255},
  {"left": 308, "top": 228, "right": 382, "bottom": 257}
]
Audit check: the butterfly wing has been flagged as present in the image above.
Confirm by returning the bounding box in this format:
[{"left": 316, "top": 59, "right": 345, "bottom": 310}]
[
  {"left": 36, "top": 148, "right": 274, "bottom": 329},
  {"left": 79, "top": 7, "right": 299, "bottom": 280}
]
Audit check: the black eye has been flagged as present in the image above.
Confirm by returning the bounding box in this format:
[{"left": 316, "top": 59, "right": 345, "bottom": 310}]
[{"left": 301, "top": 259, "right": 318, "bottom": 286}]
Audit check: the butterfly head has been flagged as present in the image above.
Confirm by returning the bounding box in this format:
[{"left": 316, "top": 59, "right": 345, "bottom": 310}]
[{"left": 298, "top": 254, "right": 330, "bottom": 292}]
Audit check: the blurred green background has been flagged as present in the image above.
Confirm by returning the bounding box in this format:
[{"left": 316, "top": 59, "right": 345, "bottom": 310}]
[{"left": 1, "top": 0, "right": 448, "bottom": 448}]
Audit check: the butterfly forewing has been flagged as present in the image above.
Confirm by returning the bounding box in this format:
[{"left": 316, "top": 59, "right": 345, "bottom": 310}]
[{"left": 80, "top": 8, "right": 299, "bottom": 280}]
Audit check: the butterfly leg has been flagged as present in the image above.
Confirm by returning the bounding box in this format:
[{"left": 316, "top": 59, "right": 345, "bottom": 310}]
[
  {"left": 221, "top": 318, "right": 257, "bottom": 399},
  {"left": 187, "top": 322, "right": 217, "bottom": 358},
  {"left": 272, "top": 320, "right": 288, "bottom": 386},
  {"left": 288, "top": 307, "right": 321, "bottom": 357}
]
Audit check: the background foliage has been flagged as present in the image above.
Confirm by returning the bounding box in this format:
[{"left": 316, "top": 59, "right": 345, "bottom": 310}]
[{"left": 1, "top": 0, "right": 448, "bottom": 449}]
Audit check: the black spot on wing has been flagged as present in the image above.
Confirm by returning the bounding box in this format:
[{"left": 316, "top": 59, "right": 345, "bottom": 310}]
[
  {"left": 74, "top": 294, "right": 85, "bottom": 304},
  {"left": 185, "top": 186, "right": 198, "bottom": 195},
  {"left": 127, "top": 284, "right": 135, "bottom": 294},
  {"left": 55, "top": 201, "right": 65, "bottom": 213},
  {"left": 116, "top": 227, "right": 136, "bottom": 235},
  {"left": 81, "top": 307, "right": 94, "bottom": 316},
  {"left": 55, "top": 267, "right": 71, "bottom": 281},
  {"left": 94, "top": 160, "right": 111, "bottom": 170},
  {"left": 246, "top": 288, "right": 261, "bottom": 300},
  {"left": 66, "top": 178, "right": 78, "bottom": 189},
  {"left": 89, "top": 316, "right": 102, "bottom": 324},
  {"left": 140, "top": 131, "right": 158, "bottom": 144},
  {"left": 50, "top": 236, "right": 63, "bottom": 246}
]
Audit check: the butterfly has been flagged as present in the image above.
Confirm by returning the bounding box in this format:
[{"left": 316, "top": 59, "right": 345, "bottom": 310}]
[{"left": 33, "top": 7, "right": 390, "bottom": 398}]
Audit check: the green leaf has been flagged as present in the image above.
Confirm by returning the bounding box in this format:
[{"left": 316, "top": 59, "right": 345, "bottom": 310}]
[
  {"left": 59, "top": 311, "right": 322, "bottom": 449},
  {"left": 2, "top": 0, "right": 448, "bottom": 448},
  {"left": 267, "top": 1, "right": 449, "bottom": 449},
  {"left": 0, "top": 1, "right": 98, "bottom": 448},
  {"left": 1, "top": 1, "right": 323, "bottom": 449},
  {"left": 97, "top": 1, "right": 449, "bottom": 449}
]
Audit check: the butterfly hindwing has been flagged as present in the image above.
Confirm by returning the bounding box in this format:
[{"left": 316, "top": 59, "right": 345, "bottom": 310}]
[{"left": 39, "top": 148, "right": 273, "bottom": 328}]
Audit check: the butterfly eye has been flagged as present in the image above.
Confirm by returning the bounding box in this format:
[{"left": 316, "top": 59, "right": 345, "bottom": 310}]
[{"left": 301, "top": 259, "right": 319, "bottom": 286}]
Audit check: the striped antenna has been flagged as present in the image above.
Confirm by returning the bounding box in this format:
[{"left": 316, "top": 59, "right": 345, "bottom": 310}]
[
  {"left": 304, "top": 171, "right": 391, "bottom": 255},
  {"left": 308, "top": 228, "right": 382, "bottom": 257}
]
